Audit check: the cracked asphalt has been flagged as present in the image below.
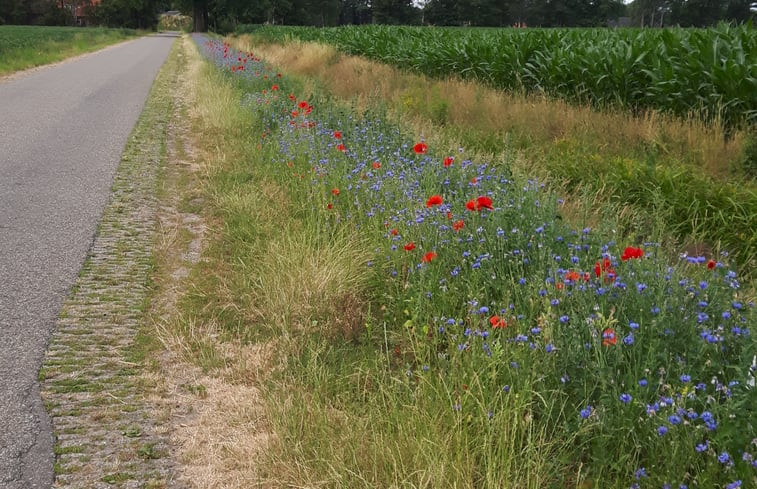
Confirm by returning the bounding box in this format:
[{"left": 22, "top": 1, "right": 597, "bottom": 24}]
[{"left": 0, "top": 33, "right": 176, "bottom": 488}]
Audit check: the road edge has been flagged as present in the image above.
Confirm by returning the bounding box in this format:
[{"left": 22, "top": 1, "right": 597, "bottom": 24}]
[{"left": 39, "top": 36, "right": 181, "bottom": 488}]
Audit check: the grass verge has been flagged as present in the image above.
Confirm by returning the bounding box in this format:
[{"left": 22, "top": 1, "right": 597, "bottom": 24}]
[
  {"left": 0, "top": 25, "right": 140, "bottom": 76},
  {"left": 156, "top": 34, "right": 757, "bottom": 488}
]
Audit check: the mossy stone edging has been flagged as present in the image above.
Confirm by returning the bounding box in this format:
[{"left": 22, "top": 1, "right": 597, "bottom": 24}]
[{"left": 40, "top": 40, "right": 182, "bottom": 489}]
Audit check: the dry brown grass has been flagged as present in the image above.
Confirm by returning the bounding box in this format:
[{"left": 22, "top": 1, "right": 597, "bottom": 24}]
[
  {"left": 145, "top": 36, "right": 279, "bottom": 489},
  {"left": 233, "top": 37, "right": 746, "bottom": 179}
]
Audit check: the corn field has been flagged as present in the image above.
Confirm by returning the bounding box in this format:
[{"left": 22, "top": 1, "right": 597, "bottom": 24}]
[{"left": 247, "top": 24, "right": 757, "bottom": 129}]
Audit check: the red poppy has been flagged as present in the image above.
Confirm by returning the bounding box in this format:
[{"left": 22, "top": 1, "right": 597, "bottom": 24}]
[
  {"left": 471, "top": 177, "right": 478, "bottom": 185},
  {"left": 390, "top": 228, "right": 398, "bottom": 236},
  {"left": 621, "top": 246, "right": 644, "bottom": 261},
  {"left": 465, "top": 200, "right": 476, "bottom": 211},
  {"left": 452, "top": 220, "right": 465, "bottom": 231},
  {"left": 333, "top": 131, "right": 342, "bottom": 139},
  {"left": 443, "top": 157, "right": 454, "bottom": 167},
  {"left": 291, "top": 111, "right": 299, "bottom": 118},
  {"left": 276, "top": 73, "right": 282, "bottom": 78},
  {"left": 331, "top": 188, "right": 340, "bottom": 196},
  {"left": 327, "top": 203, "right": 333, "bottom": 210},
  {"left": 602, "top": 328, "right": 617, "bottom": 346},
  {"left": 289, "top": 94, "right": 296, "bottom": 101},
  {"left": 404, "top": 242, "right": 416, "bottom": 251},
  {"left": 476, "top": 196, "right": 493, "bottom": 210},
  {"left": 272, "top": 84, "right": 278, "bottom": 91},
  {"left": 565, "top": 270, "right": 580, "bottom": 282},
  {"left": 594, "top": 258, "right": 615, "bottom": 282},
  {"left": 336, "top": 143, "right": 346, "bottom": 152},
  {"left": 372, "top": 161, "right": 381, "bottom": 169},
  {"left": 413, "top": 142, "right": 428, "bottom": 154},
  {"left": 556, "top": 282, "right": 564, "bottom": 290},
  {"left": 426, "top": 194, "right": 443, "bottom": 207},
  {"left": 489, "top": 315, "right": 507, "bottom": 328},
  {"left": 298, "top": 101, "right": 309, "bottom": 109},
  {"left": 421, "top": 251, "right": 437, "bottom": 263},
  {"left": 707, "top": 260, "right": 716, "bottom": 269}
]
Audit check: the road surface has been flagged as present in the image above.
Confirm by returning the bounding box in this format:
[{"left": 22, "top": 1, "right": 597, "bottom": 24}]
[{"left": 0, "top": 33, "right": 176, "bottom": 488}]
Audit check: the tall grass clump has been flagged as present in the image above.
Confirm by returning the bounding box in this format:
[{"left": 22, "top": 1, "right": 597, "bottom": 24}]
[{"left": 194, "top": 35, "right": 757, "bottom": 488}]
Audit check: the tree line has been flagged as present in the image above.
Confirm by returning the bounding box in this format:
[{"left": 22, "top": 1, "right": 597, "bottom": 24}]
[{"left": 1, "top": 0, "right": 753, "bottom": 30}]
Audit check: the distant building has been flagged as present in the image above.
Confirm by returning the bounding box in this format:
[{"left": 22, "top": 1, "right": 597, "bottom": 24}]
[{"left": 59, "top": 0, "right": 100, "bottom": 26}]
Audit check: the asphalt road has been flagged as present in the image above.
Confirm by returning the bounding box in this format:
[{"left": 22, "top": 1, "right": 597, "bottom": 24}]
[{"left": 0, "top": 33, "right": 176, "bottom": 488}]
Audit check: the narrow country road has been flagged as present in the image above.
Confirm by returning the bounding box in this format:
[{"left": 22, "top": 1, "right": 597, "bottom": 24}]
[{"left": 0, "top": 33, "right": 176, "bottom": 488}]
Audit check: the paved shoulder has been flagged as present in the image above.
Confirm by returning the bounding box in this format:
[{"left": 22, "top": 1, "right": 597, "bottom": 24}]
[{"left": 0, "top": 33, "right": 176, "bottom": 488}]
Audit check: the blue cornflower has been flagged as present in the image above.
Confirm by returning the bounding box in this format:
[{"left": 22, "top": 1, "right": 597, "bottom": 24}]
[
  {"left": 545, "top": 344, "right": 555, "bottom": 353},
  {"left": 479, "top": 306, "right": 489, "bottom": 314},
  {"left": 718, "top": 451, "right": 731, "bottom": 464},
  {"left": 725, "top": 482, "right": 741, "bottom": 489},
  {"left": 634, "top": 467, "right": 647, "bottom": 479},
  {"left": 695, "top": 441, "right": 708, "bottom": 452},
  {"left": 668, "top": 415, "right": 682, "bottom": 425},
  {"left": 680, "top": 374, "right": 691, "bottom": 383},
  {"left": 579, "top": 406, "right": 591, "bottom": 419},
  {"left": 623, "top": 333, "right": 634, "bottom": 345},
  {"left": 657, "top": 425, "right": 668, "bottom": 436},
  {"left": 559, "top": 315, "right": 570, "bottom": 323},
  {"left": 620, "top": 393, "right": 632, "bottom": 404},
  {"left": 550, "top": 298, "right": 560, "bottom": 306},
  {"left": 638, "top": 379, "right": 648, "bottom": 387},
  {"left": 629, "top": 322, "right": 640, "bottom": 330}
]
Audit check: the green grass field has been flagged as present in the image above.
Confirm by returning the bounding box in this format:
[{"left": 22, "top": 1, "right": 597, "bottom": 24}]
[{"left": 0, "top": 25, "right": 139, "bottom": 75}]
